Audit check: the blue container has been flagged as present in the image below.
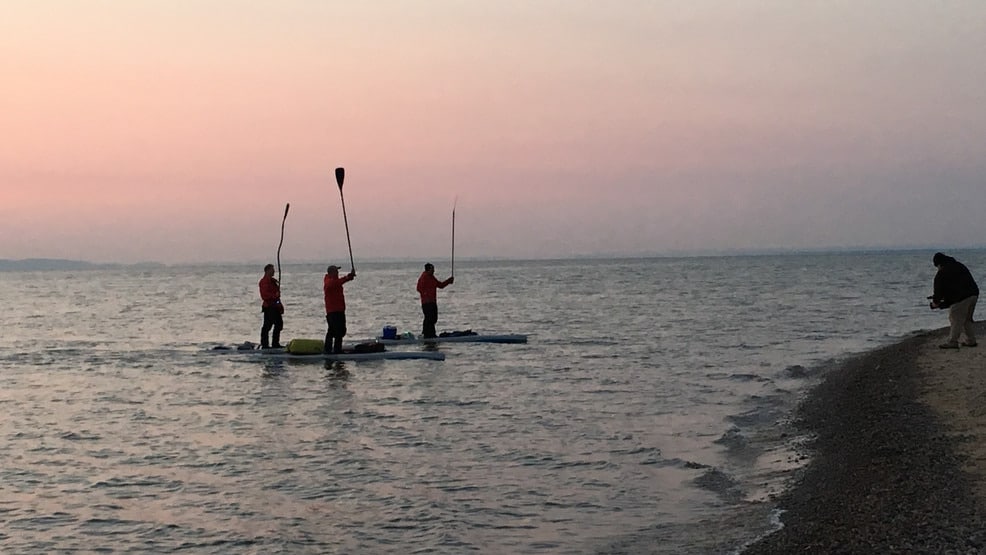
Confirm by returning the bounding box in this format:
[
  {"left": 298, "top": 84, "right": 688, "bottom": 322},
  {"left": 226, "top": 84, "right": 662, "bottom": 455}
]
[{"left": 382, "top": 325, "right": 398, "bottom": 339}]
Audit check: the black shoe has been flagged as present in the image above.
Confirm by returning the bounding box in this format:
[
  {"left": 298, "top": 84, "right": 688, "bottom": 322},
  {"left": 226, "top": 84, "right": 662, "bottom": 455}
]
[{"left": 272, "top": 344, "right": 284, "bottom": 349}]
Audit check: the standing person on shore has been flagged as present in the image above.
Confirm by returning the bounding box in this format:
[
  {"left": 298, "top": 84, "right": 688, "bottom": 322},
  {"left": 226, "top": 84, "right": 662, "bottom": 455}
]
[
  {"left": 258, "top": 263, "right": 284, "bottom": 349},
  {"left": 416, "top": 263, "right": 454, "bottom": 339},
  {"left": 323, "top": 265, "right": 355, "bottom": 354},
  {"left": 929, "top": 252, "right": 979, "bottom": 349}
]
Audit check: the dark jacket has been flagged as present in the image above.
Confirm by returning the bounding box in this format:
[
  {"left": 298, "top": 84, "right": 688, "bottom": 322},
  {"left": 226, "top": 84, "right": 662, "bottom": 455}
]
[{"left": 932, "top": 254, "right": 979, "bottom": 308}]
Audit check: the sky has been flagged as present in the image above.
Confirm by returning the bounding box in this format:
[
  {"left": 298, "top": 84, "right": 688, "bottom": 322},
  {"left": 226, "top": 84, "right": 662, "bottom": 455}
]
[{"left": 2, "top": 1, "right": 985, "bottom": 264}]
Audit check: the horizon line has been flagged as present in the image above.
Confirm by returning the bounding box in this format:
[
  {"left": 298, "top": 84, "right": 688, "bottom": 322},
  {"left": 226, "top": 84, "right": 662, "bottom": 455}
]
[{"left": 4, "top": 244, "right": 986, "bottom": 269}]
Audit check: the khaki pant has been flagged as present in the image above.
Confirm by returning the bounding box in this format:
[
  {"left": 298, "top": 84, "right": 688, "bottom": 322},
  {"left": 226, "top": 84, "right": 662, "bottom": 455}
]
[{"left": 947, "top": 295, "right": 978, "bottom": 345}]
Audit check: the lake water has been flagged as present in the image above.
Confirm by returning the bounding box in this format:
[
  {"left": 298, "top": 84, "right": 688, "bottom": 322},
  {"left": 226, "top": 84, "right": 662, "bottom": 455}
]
[{"left": 0, "top": 251, "right": 979, "bottom": 554}]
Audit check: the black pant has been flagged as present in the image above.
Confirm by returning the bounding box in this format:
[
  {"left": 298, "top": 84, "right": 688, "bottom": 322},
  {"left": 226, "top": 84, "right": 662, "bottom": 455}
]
[
  {"left": 261, "top": 307, "right": 283, "bottom": 348},
  {"left": 325, "top": 312, "right": 347, "bottom": 353},
  {"left": 421, "top": 302, "right": 438, "bottom": 338}
]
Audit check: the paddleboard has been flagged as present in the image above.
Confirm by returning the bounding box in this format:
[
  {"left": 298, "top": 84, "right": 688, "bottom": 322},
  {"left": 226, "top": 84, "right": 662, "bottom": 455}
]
[
  {"left": 208, "top": 342, "right": 444, "bottom": 361},
  {"left": 373, "top": 333, "right": 527, "bottom": 345},
  {"left": 248, "top": 350, "right": 444, "bottom": 362}
]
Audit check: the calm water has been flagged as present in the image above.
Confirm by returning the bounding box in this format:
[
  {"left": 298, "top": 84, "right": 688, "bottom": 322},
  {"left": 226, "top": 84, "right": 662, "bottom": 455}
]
[{"left": 0, "top": 251, "right": 979, "bottom": 554}]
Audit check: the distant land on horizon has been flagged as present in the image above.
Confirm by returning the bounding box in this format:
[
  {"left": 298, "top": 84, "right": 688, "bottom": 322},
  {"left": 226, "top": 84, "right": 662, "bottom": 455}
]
[
  {"left": 4, "top": 246, "right": 984, "bottom": 271},
  {"left": 0, "top": 258, "right": 166, "bottom": 271}
]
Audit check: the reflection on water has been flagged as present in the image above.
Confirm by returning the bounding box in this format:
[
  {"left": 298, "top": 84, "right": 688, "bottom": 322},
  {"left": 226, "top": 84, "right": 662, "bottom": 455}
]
[
  {"left": 324, "top": 361, "right": 351, "bottom": 382},
  {"left": 260, "top": 360, "right": 287, "bottom": 377}
]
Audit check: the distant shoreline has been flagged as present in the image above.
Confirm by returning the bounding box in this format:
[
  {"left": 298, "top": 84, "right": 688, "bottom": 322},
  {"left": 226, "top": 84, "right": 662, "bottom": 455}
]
[{"left": 0, "top": 259, "right": 165, "bottom": 271}]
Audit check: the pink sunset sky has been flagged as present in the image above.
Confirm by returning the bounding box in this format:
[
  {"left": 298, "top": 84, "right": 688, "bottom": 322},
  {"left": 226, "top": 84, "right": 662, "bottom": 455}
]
[{"left": 2, "top": 1, "right": 985, "bottom": 264}]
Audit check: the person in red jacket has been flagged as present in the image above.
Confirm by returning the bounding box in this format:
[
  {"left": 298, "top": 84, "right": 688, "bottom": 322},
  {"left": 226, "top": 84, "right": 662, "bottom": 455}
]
[
  {"left": 258, "top": 263, "right": 284, "bottom": 349},
  {"left": 416, "top": 263, "right": 454, "bottom": 338},
  {"left": 323, "top": 265, "right": 356, "bottom": 353}
]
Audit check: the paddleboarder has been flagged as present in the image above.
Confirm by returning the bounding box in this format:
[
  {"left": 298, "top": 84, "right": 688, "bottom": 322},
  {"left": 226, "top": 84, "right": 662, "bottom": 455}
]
[
  {"left": 258, "top": 263, "right": 284, "bottom": 349},
  {"left": 416, "top": 263, "right": 454, "bottom": 339},
  {"left": 324, "top": 265, "right": 356, "bottom": 353}
]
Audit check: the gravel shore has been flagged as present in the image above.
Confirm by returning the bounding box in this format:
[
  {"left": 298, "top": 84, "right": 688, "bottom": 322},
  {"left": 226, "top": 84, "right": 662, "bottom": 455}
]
[{"left": 742, "top": 322, "right": 986, "bottom": 554}]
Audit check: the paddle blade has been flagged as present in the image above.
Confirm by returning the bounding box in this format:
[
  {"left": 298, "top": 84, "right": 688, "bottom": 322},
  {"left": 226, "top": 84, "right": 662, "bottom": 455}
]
[
  {"left": 284, "top": 203, "right": 290, "bottom": 218},
  {"left": 335, "top": 167, "right": 345, "bottom": 189}
]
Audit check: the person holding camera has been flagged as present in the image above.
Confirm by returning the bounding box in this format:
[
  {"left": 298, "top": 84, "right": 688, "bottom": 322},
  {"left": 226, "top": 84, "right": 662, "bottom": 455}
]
[{"left": 928, "top": 252, "right": 979, "bottom": 349}]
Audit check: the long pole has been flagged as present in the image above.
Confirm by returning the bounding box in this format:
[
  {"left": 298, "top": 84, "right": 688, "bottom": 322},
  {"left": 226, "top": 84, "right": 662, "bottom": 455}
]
[
  {"left": 277, "top": 203, "right": 290, "bottom": 283},
  {"left": 451, "top": 198, "right": 456, "bottom": 278},
  {"left": 335, "top": 167, "right": 355, "bottom": 272}
]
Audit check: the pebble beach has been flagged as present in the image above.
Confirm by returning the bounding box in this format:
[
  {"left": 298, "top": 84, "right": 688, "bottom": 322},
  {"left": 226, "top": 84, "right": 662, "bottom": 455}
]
[{"left": 743, "top": 321, "right": 986, "bottom": 553}]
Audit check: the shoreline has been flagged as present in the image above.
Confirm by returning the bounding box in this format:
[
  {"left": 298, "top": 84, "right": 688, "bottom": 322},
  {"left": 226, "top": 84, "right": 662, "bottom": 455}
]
[{"left": 742, "top": 322, "right": 986, "bottom": 553}]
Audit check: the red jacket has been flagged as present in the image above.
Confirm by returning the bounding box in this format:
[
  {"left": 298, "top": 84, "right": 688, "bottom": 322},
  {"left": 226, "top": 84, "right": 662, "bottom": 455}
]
[
  {"left": 259, "top": 275, "right": 280, "bottom": 308},
  {"left": 416, "top": 272, "right": 451, "bottom": 304},
  {"left": 324, "top": 273, "right": 354, "bottom": 313}
]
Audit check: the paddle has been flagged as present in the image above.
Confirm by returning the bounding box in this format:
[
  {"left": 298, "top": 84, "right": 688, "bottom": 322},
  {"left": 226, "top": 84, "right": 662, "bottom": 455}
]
[
  {"left": 335, "top": 167, "right": 355, "bottom": 272},
  {"left": 451, "top": 198, "right": 456, "bottom": 278},
  {"left": 277, "top": 203, "right": 289, "bottom": 283}
]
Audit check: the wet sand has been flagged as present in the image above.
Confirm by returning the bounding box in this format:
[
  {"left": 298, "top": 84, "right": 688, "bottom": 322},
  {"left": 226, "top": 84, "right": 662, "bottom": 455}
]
[{"left": 742, "top": 322, "right": 986, "bottom": 553}]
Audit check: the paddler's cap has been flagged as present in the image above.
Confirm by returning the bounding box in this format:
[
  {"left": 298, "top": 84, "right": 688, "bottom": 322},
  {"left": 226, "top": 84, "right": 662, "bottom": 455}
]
[{"left": 326, "top": 265, "right": 340, "bottom": 273}]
